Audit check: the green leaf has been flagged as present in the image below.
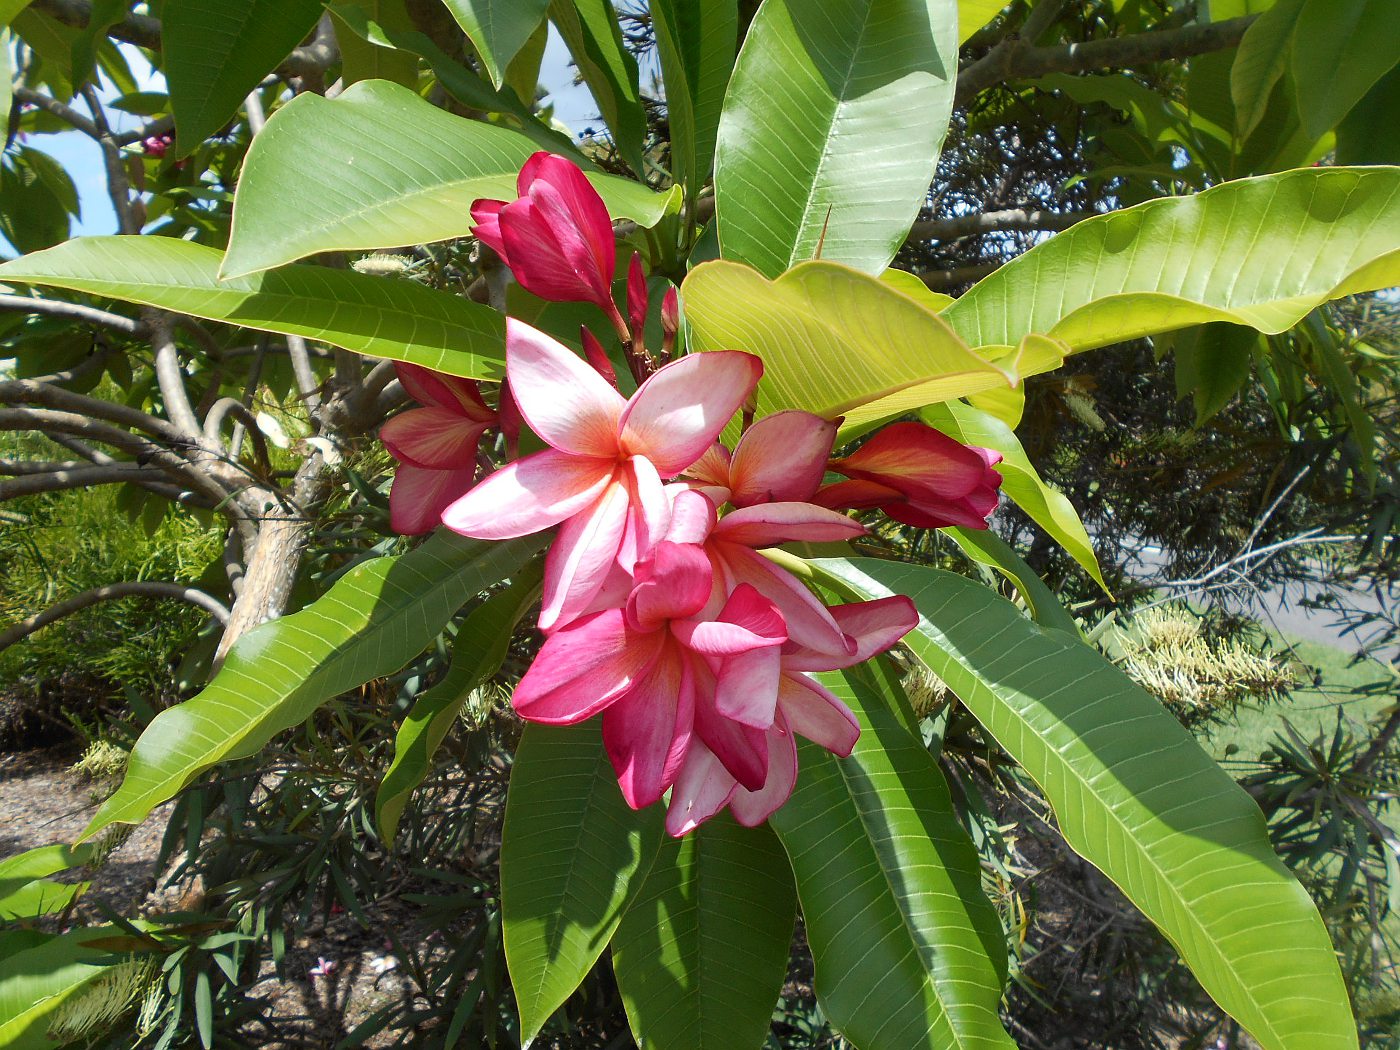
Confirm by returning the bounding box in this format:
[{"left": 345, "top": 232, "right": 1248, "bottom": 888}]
[
  {"left": 327, "top": 0, "right": 421, "bottom": 87},
  {"left": 941, "top": 168, "right": 1400, "bottom": 354},
  {"left": 820, "top": 558, "right": 1359, "bottom": 1050},
  {"left": 67, "top": 0, "right": 124, "bottom": 85},
  {"left": 0, "top": 237, "right": 508, "bottom": 380},
  {"left": 0, "top": 844, "right": 96, "bottom": 921},
  {"left": 84, "top": 533, "right": 543, "bottom": 837},
  {"left": 713, "top": 0, "right": 958, "bottom": 277},
  {"left": 444, "top": 0, "right": 549, "bottom": 89},
  {"left": 0, "top": 150, "right": 72, "bottom": 254},
  {"left": 376, "top": 568, "right": 541, "bottom": 843},
  {"left": 611, "top": 814, "right": 795, "bottom": 1050},
  {"left": 0, "top": 1, "right": 33, "bottom": 28},
  {"left": 1169, "top": 321, "right": 1259, "bottom": 424},
  {"left": 958, "top": 0, "right": 1006, "bottom": 40},
  {"left": 922, "top": 399, "right": 1106, "bottom": 588},
  {"left": 651, "top": 0, "right": 738, "bottom": 192},
  {"left": 162, "top": 0, "right": 324, "bottom": 155},
  {"left": 682, "top": 260, "right": 1056, "bottom": 435},
  {"left": 1291, "top": 0, "right": 1400, "bottom": 141},
  {"left": 769, "top": 664, "right": 1014, "bottom": 1050},
  {"left": 1230, "top": 0, "right": 1304, "bottom": 140},
  {"left": 501, "top": 720, "right": 663, "bottom": 1046},
  {"left": 0, "top": 878, "right": 87, "bottom": 921},
  {"left": 221, "top": 80, "right": 669, "bottom": 279},
  {"left": 942, "top": 526, "right": 1082, "bottom": 635},
  {"left": 1336, "top": 64, "right": 1400, "bottom": 166},
  {"left": 548, "top": 0, "right": 647, "bottom": 176},
  {"left": 0, "top": 928, "right": 121, "bottom": 1050}
]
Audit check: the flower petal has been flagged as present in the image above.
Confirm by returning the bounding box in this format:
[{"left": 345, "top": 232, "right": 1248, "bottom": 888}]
[
  {"left": 729, "top": 719, "right": 798, "bottom": 827},
  {"left": 663, "top": 487, "right": 718, "bottom": 545},
  {"left": 523, "top": 153, "right": 616, "bottom": 295},
  {"left": 380, "top": 407, "right": 486, "bottom": 469},
  {"left": 468, "top": 198, "right": 507, "bottom": 261},
  {"left": 539, "top": 477, "right": 630, "bottom": 633},
  {"left": 602, "top": 645, "right": 694, "bottom": 809},
  {"left": 626, "top": 540, "right": 713, "bottom": 632},
  {"left": 833, "top": 421, "right": 991, "bottom": 501},
  {"left": 618, "top": 351, "right": 762, "bottom": 476},
  {"left": 811, "top": 477, "right": 903, "bottom": 511},
  {"left": 389, "top": 464, "right": 476, "bottom": 536},
  {"left": 616, "top": 456, "right": 670, "bottom": 573},
  {"left": 695, "top": 679, "right": 769, "bottom": 790},
  {"left": 777, "top": 673, "right": 859, "bottom": 757},
  {"left": 506, "top": 319, "right": 626, "bottom": 458},
  {"left": 711, "top": 545, "right": 851, "bottom": 657},
  {"left": 714, "top": 644, "right": 782, "bottom": 729},
  {"left": 729, "top": 411, "right": 837, "bottom": 506},
  {"left": 781, "top": 595, "right": 919, "bottom": 672},
  {"left": 712, "top": 502, "right": 866, "bottom": 549},
  {"left": 513, "top": 610, "right": 664, "bottom": 724},
  {"left": 441, "top": 448, "right": 613, "bottom": 539},
  {"left": 665, "top": 741, "right": 737, "bottom": 837}
]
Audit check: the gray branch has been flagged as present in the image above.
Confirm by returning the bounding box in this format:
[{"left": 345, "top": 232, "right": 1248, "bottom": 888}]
[
  {"left": 0, "top": 293, "right": 142, "bottom": 335},
  {"left": 0, "top": 581, "right": 231, "bottom": 655},
  {"left": 908, "top": 208, "right": 1094, "bottom": 243}
]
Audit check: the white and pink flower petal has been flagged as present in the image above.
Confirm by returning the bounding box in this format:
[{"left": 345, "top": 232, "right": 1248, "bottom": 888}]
[
  {"left": 441, "top": 448, "right": 614, "bottom": 540},
  {"left": 505, "top": 319, "right": 626, "bottom": 458},
  {"left": 512, "top": 610, "right": 664, "bottom": 725},
  {"left": 777, "top": 673, "right": 860, "bottom": 757},
  {"left": 602, "top": 645, "right": 695, "bottom": 809},
  {"left": 728, "top": 411, "right": 837, "bottom": 507},
  {"left": 618, "top": 351, "right": 762, "bottom": 476}
]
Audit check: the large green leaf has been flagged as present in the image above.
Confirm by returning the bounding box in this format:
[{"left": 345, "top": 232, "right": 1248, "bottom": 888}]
[
  {"left": 0, "top": 928, "right": 122, "bottom": 1050},
  {"left": 1336, "top": 65, "right": 1400, "bottom": 166},
  {"left": 0, "top": 237, "right": 507, "bottom": 380},
  {"left": 1230, "top": 0, "right": 1304, "bottom": 141},
  {"left": 444, "top": 0, "right": 549, "bottom": 89},
  {"left": 376, "top": 568, "right": 541, "bottom": 843},
  {"left": 611, "top": 814, "right": 794, "bottom": 1050},
  {"left": 327, "top": 0, "right": 422, "bottom": 87},
  {"left": 163, "top": 0, "right": 324, "bottom": 154},
  {"left": 682, "top": 260, "right": 1060, "bottom": 434},
  {"left": 941, "top": 168, "right": 1400, "bottom": 354},
  {"left": 713, "top": 0, "right": 958, "bottom": 278},
  {"left": 1168, "top": 321, "right": 1260, "bottom": 424},
  {"left": 0, "top": 844, "right": 94, "bottom": 921},
  {"left": 548, "top": 0, "right": 647, "bottom": 176},
  {"left": 501, "top": 721, "right": 663, "bottom": 1045},
  {"left": 769, "top": 664, "right": 1014, "bottom": 1050},
  {"left": 921, "top": 399, "right": 1106, "bottom": 588},
  {"left": 651, "top": 0, "right": 738, "bottom": 193},
  {"left": 819, "top": 558, "right": 1358, "bottom": 1050},
  {"left": 84, "top": 533, "right": 543, "bottom": 837},
  {"left": 221, "top": 80, "right": 668, "bottom": 279},
  {"left": 1291, "top": 0, "right": 1400, "bottom": 140}
]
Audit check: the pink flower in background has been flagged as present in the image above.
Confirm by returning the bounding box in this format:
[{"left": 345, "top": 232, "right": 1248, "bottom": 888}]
[
  {"left": 664, "top": 593, "right": 918, "bottom": 836},
  {"left": 381, "top": 363, "right": 497, "bottom": 536},
  {"left": 682, "top": 410, "right": 837, "bottom": 508},
  {"left": 816, "top": 421, "right": 1003, "bottom": 529},
  {"left": 443, "top": 320, "right": 761, "bottom": 631},
  {"left": 308, "top": 957, "right": 336, "bottom": 980},
  {"left": 470, "top": 153, "right": 619, "bottom": 315}
]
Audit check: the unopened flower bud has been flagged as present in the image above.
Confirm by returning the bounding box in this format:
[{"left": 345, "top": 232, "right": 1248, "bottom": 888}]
[
  {"left": 627, "top": 253, "right": 648, "bottom": 349},
  {"left": 661, "top": 287, "right": 679, "bottom": 357},
  {"left": 580, "top": 325, "right": 618, "bottom": 387}
]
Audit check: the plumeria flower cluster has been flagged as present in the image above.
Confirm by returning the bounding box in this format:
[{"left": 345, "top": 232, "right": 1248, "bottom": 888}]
[{"left": 379, "top": 153, "right": 1005, "bottom": 836}]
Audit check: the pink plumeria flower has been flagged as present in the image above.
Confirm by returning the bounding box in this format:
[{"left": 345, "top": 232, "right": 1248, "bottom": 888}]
[
  {"left": 511, "top": 544, "right": 786, "bottom": 812},
  {"left": 816, "top": 421, "right": 1004, "bottom": 529},
  {"left": 443, "top": 320, "right": 761, "bottom": 632},
  {"left": 381, "top": 363, "right": 497, "bottom": 536},
  {"left": 683, "top": 409, "right": 838, "bottom": 508},
  {"left": 470, "top": 153, "right": 619, "bottom": 318},
  {"left": 665, "top": 593, "right": 918, "bottom": 836},
  {"left": 309, "top": 957, "right": 336, "bottom": 979}
]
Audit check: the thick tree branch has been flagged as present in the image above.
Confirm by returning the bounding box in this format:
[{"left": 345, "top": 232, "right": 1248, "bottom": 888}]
[
  {"left": 918, "top": 261, "right": 1002, "bottom": 290},
  {"left": 28, "top": 0, "right": 338, "bottom": 77},
  {"left": 0, "top": 462, "right": 172, "bottom": 499},
  {"left": 955, "top": 14, "right": 1257, "bottom": 103},
  {"left": 147, "top": 314, "right": 203, "bottom": 437},
  {"left": 0, "top": 293, "right": 143, "bottom": 334},
  {"left": 909, "top": 208, "right": 1094, "bottom": 243},
  {"left": 0, "top": 581, "right": 231, "bottom": 655}
]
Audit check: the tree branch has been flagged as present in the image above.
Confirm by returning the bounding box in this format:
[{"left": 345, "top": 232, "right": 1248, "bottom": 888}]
[
  {"left": 908, "top": 208, "right": 1094, "bottom": 243},
  {"left": 0, "top": 292, "right": 143, "bottom": 334},
  {"left": 918, "top": 261, "right": 1002, "bottom": 289},
  {"left": 955, "top": 14, "right": 1257, "bottom": 103},
  {"left": 0, "top": 581, "right": 231, "bottom": 655},
  {"left": 28, "top": 0, "right": 338, "bottom": 77},
  {"left": 0, "top": 462, "right": 173, "bottom": 499}
]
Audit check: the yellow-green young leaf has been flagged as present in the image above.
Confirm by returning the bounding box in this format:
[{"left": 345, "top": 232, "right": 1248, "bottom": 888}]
[
  {"left": 222, "top": 80, "right": 670, "bottom": 279},
  {"left": 770, "top": 664, "right": 1015, "bottom": 1050},
  {"left": 612, "top": 815, "right": 795, "bottom": 1050},
  {"left": 501, "top": 721, "right": 663, "bottom": 1046},
  {"left": 922, "top": 399, "right": 1106, "bottom": 589},
  {"left": 376, "top": 569, "right": 541, "bottom": 843},
  {"left": 443, "top": 0, "right": 549, "bottom": 89},
  {"left": 879, "top": 267, "right": 954, "bottom": 310},
  {"left": 819, "top": 558, "right": 1359, "bottom": 1050},
  {"left": 163, "top": 0, "right": 324, "bottom": 155},
  {"left": 83, "top": 533, "right": 544, "bottom": 838},
  {"left": 683, "top": 260, "right": 1053, "bottom": 435},
  {"left": 958, "top": 0, "right": 1007, "bottom": 40},
  {"left": 941, "top": 168, "right": 1400, "bottom": 354},
  {"left": 0, "top": 1, "right": 33, "bottom": 28},
  {"left": 713, "top": 0, "right": 958, "bottom": 278},
  {"left": 0, "top": 237, "right": 508, "bottom": 380},
  {"left": 0, "top": 844, "right": 95, "bottom": 921}
]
